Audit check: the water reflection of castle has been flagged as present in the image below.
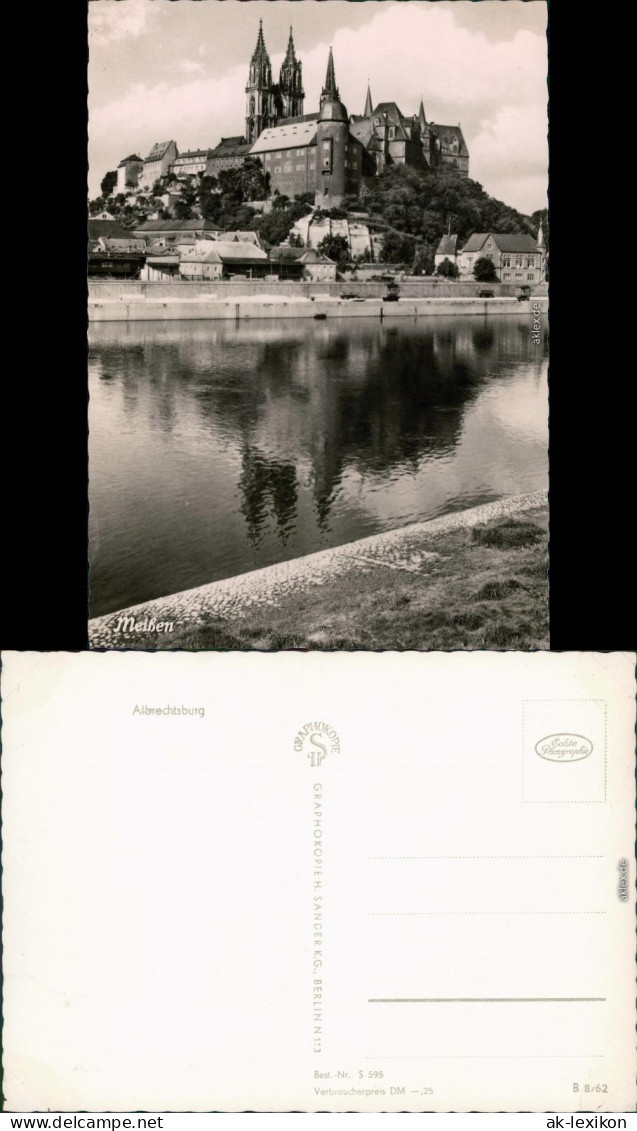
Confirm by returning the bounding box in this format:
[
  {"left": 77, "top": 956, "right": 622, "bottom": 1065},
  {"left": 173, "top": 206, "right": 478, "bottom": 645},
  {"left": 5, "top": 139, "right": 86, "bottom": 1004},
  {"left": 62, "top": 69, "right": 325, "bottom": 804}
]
[{"left": 90, "top": 319, "right": 545, "bottom": 545}]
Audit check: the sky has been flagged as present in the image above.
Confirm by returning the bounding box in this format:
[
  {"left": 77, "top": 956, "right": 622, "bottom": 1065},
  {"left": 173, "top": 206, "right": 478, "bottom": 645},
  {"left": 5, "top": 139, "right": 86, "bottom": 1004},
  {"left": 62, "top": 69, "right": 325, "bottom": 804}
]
[{"left": 88, "top": 0, "right": 548, "bottom": 215}]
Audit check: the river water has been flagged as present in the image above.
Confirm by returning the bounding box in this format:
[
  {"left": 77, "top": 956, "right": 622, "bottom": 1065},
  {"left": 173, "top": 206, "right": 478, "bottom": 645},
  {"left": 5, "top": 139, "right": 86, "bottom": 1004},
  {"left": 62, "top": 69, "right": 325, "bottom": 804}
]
[{"left": 89, "top": 315, "right": 548, "bottom": 617}]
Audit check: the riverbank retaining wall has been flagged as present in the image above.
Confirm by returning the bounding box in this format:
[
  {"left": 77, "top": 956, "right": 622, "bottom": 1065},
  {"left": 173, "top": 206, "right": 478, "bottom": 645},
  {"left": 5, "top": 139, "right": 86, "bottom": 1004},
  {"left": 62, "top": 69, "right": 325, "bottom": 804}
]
[
  {"left": 89, "top": 278, "right": 549, "bottom": 302},
  {"left": 89, "top": 294, "right": 549, "bottom": 323}
]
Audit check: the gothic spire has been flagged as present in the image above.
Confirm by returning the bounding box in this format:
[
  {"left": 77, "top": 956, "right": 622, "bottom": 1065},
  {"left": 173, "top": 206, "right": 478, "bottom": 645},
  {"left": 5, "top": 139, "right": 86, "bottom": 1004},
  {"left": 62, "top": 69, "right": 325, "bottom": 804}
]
[
  {"left": 322, "top": 47, "right": 339, "bottom": 101},
  {"left": 418, "top": 97, "right": 427, "bottom": 129},
  {"left": 251, "top": 19, "right": 269, "bottom": 63},
  {"left": 283, "top": 25, "right": 297, "bottom": 65},
  {"left": 364, "top": 81, "right": 373, "bottom": 117}
]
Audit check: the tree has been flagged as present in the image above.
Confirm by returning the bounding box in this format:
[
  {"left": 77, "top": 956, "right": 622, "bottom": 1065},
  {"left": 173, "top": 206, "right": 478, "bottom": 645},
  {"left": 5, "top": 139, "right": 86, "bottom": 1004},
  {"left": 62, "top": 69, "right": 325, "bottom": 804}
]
[
  {"left": 361, "top": 164, "right": 537, "bottom": 254},
  {"left": 380, "top": 229, "right": 415, "bottom": 264},
  {"left": 473, "top": 256, "right": 498, "bottom": 282},
  {"left": 217, "top": 157, "right": 267, "bottom": 203},
  {"left": 272, "top": 191, "right": 291, "bottom": 211},
  {"left": 173, "top": 199, "right": 193, "bottom": 220},
  {"left": 317, "top": 233, "right": 350, "bottom": 266},
  {"left": 413, "top": 248, "right": 434, "bottom": 275},
  {"left": 289, "top": 232, "right": 304, "bottom": 248},
  {"left": 436, "top": 257, "right": 459, "bottom": 279},
  {"left": 100, "top": 170, "right": 117, "bottom": 197},
  {"left": 260, "top": 209, "right": 296, "bottom": 247}
]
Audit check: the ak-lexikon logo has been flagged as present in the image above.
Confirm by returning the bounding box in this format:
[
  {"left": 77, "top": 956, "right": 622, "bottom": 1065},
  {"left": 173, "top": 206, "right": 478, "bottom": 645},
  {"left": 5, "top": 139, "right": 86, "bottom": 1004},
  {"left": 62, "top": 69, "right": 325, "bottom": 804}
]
[{"left": 294, "top": 722, "right": 341, "bottom": 767}]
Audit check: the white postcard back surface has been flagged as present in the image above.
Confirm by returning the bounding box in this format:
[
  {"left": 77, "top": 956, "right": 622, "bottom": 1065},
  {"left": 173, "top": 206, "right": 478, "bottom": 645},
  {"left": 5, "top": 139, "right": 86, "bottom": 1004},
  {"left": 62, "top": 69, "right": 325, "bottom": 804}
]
[{"left": 2, "top": 651, "right": 635, "bottom": 1112}]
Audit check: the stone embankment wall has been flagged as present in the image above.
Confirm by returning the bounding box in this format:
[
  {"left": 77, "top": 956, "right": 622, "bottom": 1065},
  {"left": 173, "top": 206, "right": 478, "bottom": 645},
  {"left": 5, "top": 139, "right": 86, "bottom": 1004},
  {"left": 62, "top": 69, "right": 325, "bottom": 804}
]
[
  {"left": 89, "top": 295, "right": 549, "bottom": 323},
  {"left": 89, "top": 278, "right": 549, "bottom": 302}
]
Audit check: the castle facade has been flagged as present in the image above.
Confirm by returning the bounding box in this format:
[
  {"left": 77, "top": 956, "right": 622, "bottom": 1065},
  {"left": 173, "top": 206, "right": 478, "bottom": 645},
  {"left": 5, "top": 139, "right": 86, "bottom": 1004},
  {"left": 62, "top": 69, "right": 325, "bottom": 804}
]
[
  {"left": 244, "top": 22, "right": 469, "bottom": 204},
  {"left": 113, "top": 24, "right": 470, "bottom": 211},
  {"left": 250, "top": 43, "right": 364, "bottom": 207}
]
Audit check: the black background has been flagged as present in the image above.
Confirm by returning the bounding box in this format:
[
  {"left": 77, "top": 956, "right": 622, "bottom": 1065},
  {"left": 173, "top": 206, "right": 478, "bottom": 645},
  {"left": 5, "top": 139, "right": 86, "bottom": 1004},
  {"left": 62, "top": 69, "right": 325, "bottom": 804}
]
[{"left": 2, "top": 1, "right": 634, "bottom": 653}]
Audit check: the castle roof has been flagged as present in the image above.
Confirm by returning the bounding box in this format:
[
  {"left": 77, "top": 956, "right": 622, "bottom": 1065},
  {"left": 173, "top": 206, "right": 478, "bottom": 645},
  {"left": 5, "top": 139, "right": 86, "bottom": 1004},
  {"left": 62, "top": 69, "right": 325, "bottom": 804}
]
[
  {"left": 319, "top": 98, "right": 348, "bottom": 123},
  {"left": 283, "top": 113, "right": 319, "bottom": 126},
  {"left": 208, "top": 137, "right": 251, "bottom": 158},
  {"left": 430, "top": 124, "right": 469, "bottom": 157},
  {"left": 461, "top": 232, "right": 538, "bottom": 254},
  {"left": 250, "top": 119, "right": 318, "bottom": 153},
  {"left": 117, "top": 154, "right": 142, "bottom": 167},
  {"left": 372, "top": 102, "right": 405, "bottom": 124},
  {"left": 348, "top": 118, "right": 376, "bottom": 146},
  {"left": 144, "top": 141, "right": 176, "bottom": 163},
  {"left": 174, "top": 149, "right": 210, "bottom": 160}
]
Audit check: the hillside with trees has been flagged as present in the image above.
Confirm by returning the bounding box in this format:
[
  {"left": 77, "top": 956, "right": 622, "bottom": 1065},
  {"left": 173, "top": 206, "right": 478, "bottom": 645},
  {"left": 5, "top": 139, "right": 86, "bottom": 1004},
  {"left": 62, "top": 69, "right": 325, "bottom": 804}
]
[{"left": 356, "top": 165, "right": 547, "bottom": 271}]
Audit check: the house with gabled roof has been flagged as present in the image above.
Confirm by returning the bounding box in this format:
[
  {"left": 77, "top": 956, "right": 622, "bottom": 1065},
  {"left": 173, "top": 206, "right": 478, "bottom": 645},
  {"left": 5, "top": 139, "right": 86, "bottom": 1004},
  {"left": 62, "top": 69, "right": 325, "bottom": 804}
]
[
  {"left": 457, "top": 231, "right": 545, "bottom": 282},
  {"left": 88, "top": 218, "right": 134, "bottom": 241},
  {"left": 434, "top": 233, "right": 459, "bottom": 269},
  {"left": 132, "top": 218, "right": 223, "bottom": 243},
  {"left": 179, "top": 239, "right": 271, "bottom": 280}
]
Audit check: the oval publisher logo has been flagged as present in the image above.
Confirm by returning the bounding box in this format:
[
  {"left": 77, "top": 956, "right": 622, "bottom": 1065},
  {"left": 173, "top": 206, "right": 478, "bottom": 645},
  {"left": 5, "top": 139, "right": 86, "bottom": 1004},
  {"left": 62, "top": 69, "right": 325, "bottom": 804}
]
[{"left": 534, "top": 733, "right": 593, "bottom": 762}]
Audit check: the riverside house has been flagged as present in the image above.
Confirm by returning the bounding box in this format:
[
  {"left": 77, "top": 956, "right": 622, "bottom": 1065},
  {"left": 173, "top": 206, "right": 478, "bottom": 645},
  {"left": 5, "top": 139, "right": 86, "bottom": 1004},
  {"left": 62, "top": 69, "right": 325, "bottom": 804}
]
[
  {"left": 267, "top": 245, "right": 337, "bottom": 280},
  {"left": 434, "top": 233, "right": 459, "bottom": 270},
  {"left": 457, "top": 232, "right": 545, "bottom": 283},
  {"left": 88, "top": 219, "right": 146, "bottom": 278},
  {"left": 179, "top": 239, "right": 270, "bottom": 280}
]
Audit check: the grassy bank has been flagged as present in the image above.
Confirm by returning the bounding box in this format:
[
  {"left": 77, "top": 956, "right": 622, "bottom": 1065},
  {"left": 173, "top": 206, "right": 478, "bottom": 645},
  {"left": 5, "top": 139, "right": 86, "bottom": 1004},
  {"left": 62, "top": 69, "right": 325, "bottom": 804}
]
[{"left": 146, "top": 504, "right": 548, "bottom": 651}]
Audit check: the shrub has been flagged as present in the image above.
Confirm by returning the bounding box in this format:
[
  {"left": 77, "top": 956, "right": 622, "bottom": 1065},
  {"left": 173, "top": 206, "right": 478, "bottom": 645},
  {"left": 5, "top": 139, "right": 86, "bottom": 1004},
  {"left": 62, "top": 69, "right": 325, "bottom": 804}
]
[{"left": 473, "top": 256, "right": 498, "bottom": 282}]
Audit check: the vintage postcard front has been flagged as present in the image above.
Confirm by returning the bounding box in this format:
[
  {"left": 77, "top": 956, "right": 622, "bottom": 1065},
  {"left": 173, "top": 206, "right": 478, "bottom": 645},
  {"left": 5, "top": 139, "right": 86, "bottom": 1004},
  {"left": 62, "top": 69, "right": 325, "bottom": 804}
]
[
  {"left": 2, "top": 651, "right": 634, "bottom": 1112},
  {"left": 88, "top": 0, "right": 549, "bottom": 653}
]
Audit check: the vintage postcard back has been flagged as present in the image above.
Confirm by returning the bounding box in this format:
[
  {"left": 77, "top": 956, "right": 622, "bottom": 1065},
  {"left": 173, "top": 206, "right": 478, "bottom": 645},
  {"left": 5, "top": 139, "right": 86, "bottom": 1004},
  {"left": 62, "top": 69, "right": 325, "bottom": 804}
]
[{"left": 2, "top": 651, "right": 635, "bottom": 1112}]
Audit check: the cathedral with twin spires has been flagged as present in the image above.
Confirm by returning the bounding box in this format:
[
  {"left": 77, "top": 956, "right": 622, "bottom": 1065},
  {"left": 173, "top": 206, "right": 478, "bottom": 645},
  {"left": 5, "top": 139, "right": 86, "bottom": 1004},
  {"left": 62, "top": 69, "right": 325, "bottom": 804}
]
[
  {"left": 243, "top": 21, "right": 470, "bottom": 206},
  {"left": 245, "top": 23, "right": 305, "bottom": 144}
]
